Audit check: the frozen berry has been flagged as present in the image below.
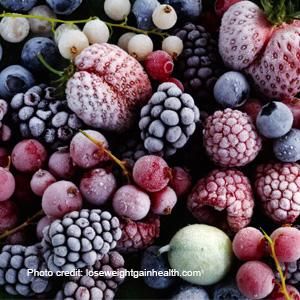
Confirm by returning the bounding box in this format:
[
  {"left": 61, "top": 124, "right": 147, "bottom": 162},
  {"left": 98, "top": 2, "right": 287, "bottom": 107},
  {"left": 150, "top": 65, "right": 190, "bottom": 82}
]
[
  {"left": 112, "top": 185, "right": 151, "bottom": 221},
  {"left": 149, "top": 186, "right": 177, "bottom": 215},
  {"left": 168, "top": 166, "right": 192, "bottom": 198},
  {"left": 36, "top": 215, "right": 53, "bottom": 241},
  {"left": 30, "top": 169, "right": 56, "bottom": 196},
  {"left": 11, "top": 139, "right": 47, "bottom": 173},
  {"left": 282, "top": 97, "right": 300, "bottom": 129},
  {"left": 152, "top": 4, "right": 177, "bottom": 30},
  {"left": 214, "top": 0, "right": 243, "bottom": 18},
  {"left": 144, "top": 50, "right": 174, "bottom": 81},
  {"left": 239, "top": 97, "right": 263, "bottom": 122},
  {"left": 42, "top": 180, "right": 82, "bottom": 219},
  {"left": 170, "top": 285, "right": 209, "bottom": 300},
  {"left": 232, "top": 227, "right": 266, "bottom": 261},
  {"left": 0, "top": 166, "right": 15, "bottom": 202},
  {"left": 0, "top": 200, "right": 19, "bottom": 233},
  {"left": 268, "top": 284, "right": 300, "bottom": 300},
  {"left": 236, "top": 261, "right": 275, "bottom": 299},
  {"left": 80, "top": 168, "right": 117, "bottom": 206},
  {"left": 133, "top": 155, "right": 170, "bottom": 192}
]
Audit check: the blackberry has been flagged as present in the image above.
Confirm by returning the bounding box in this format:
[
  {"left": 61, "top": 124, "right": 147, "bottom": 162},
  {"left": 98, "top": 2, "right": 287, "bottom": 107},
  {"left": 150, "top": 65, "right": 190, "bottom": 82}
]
[
  {"left": 0, "top": 244, "right": 53, "bottom": 297},
  {"left": 10, "top": 84, "right": 84, "bottom": 150},
  {"left": 172, "top": 22, "right": 225, "bottom": 112},
  {"left": 42, "top": 209, "right": 122, "bottom": 273},
  {"left": 55, "top": 251, "right": 125, "bottom": 300},
  {"left": 139, "top": 82, "right": 200, "bottom": 157}
]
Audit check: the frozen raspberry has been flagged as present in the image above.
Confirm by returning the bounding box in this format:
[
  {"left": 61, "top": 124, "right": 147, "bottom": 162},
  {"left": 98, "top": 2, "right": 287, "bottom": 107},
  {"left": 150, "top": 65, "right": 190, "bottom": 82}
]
[
  {"left": 254, "top": 162, "right": 300, "bottom": 224},
  {"left": 203, "top": 108, "right": 262, "bottom": 167},
  {"left": 116, "top": 213, "right": 160, "bottom": 253},
  {"left": 187, "top": 168, "right": 255, "bottom": 235},
  {"left": 282, "top": 97, "right": 300, "bottom": 130}
]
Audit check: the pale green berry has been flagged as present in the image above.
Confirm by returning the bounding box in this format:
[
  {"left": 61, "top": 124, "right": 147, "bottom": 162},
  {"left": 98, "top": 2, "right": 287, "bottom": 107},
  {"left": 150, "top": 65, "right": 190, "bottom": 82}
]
[{"left": 83, "top": 19, "right": 110, "bottom": 44}]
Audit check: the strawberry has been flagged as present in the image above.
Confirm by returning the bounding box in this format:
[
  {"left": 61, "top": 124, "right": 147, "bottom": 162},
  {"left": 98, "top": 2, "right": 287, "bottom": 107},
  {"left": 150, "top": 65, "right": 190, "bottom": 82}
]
[
  {"left": 219, "top": 0, "right": 300, "bottom": 101},
  {"left": 66, "top": 43, "right": 152, "bottom": 132}
]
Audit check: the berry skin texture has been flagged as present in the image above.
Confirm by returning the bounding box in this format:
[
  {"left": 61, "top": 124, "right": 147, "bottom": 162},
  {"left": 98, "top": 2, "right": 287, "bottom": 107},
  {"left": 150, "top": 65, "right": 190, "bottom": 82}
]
[
  {"left": 144, "top": 50, "right": 174, "bottom": 81},
  {"left": 80, "top": 168, "right": 117, "bottom": 206},
  {"left": 45, "top": 0, "right": 82, "bottom": 15},
  {"left": 152, "top": 4, "right": 177, "bottom": 30},
  {"left": 133, "top": 155, "right": 170, "bottom": 192},
  {"left": 239, "top": 97, "right": 263, "bottom": 122},
  {"left": 268, "top": 284, "right": 300, "bottom": 300},
  {"left": 127, "top": 34, "right": 154, "bottom": 61},
  {"left": 0, "top": 65, "right": 35, "bottom": 100},
  {"left": 161, "top": 36, "right": 183, "bottom": 60},
  {"left": 0, "top": 200, "right": 19, "bottom": 233},
  {"left": 232, "top": 227, "right": 266, "bottom": 261},
  {"left": 0, "top": 0, "right": 37, "bottom": 12},
  {"left": 269, "top": 227, "right": 300, "bottom": 262},
  {"left": 36, "top": 215, "right": 53, "bottom": 241},
  {"left": 236, "top": 261, "right": 275, "bottom": 299},
  {"left": 104, "top": 0, "right": 131, "bottom": 21},
  {"left": 11, "top": 139, "right": 47, "bottom": 173},
  {"left": 112, "top": 185, "right": 151, "bottom": 221},
  {"left": 214, "top": 0, "right": 243, "bottom": 18},
  {"left": 187, "top": 168, "right": 255, "bottom": 235},
  {"left": 168, "top": 166, "right": 192, "bottom": 198},
  {"left": 0, "top": 16, "right": 30, "bottom": 43},
  {"left": 256, "top": 101, "right": 293, "bottom": 139},
  {"left": 41, "top": 180, "right": 82, "bottom": 219},
  {"left": 213, "top": 71, "right": 250, "bottom": 108},
  {"left": 83, "top": 19, "right": 110, "bottom": 44},
  {"left": 203, "top": 108, "right": 262, "bottom": 167},
  {"left": 273, "top": 128, "right": 300, "bottom": 162},
  {"left": 0, "top": 167, "right": 15, "bottom": 202},
  {"left": 66, "top": 43, "right": 152, "bottom": 132},
  {"left": 70, "top": 130, "right": 110, "bottom": 169},
  {"left": 282, "top": 97, "right": 300, "bottom": 129},
  {"left": 254, "top": 162, "right": 300, "bottom": 224},
  {"left": 171, "top": 285, "right": 209, "bottom": 300}
]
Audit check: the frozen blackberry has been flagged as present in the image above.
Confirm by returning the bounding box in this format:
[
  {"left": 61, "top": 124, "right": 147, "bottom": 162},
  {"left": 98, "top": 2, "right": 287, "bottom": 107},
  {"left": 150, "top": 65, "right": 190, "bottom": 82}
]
[
  {"left": 172, "top": 22, "right": 225, "bottom": 112},
  {"left": 0, "top": 244, "right": 53, "bottom": 297},
  {"left": 55, "top": 251, "right": 125, "bottom": 300},
  {"left": 139, "top": 82, "right": 200, "bottom": 157},
  {"left": 9, "top": 84, "right": 84, "bottom": 150},
  {"left": 42, "top": 209, "right": 122, "bottom": 273}
]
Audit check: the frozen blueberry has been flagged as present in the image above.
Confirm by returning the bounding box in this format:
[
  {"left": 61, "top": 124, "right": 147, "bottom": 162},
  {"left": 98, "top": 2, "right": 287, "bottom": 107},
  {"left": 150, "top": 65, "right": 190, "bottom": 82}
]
[
  {"left": 213, "top": 71, "right": 250, "bottom": 108},
  {"left": 132, "top": 0, "right": 160, "bottom": 30},
  {"left": 170, "top": 285, "right": 210, "bottom": 300},
  {"left": 211, "top": 278, "right": 251, "bottom": 300},
  {"left": 0, "top": 0, "right": 37, "bottom": 12},
  {"left": 141, "top": 245, "right": 176, "bottom": 289},
  {"left": 256, "top": 101, "right": 293, "bottom": 138},
  {"left": 45, "top": 0, "right": 82, "bottom": 14},
  {"left": 273, "top": 128, "right": 300, "bottom": 162},
  {"left": 0, "top": 65, "right": 35, "bottom": 100},
  {"left": 163, "top": 0, "right": 202, "bottom": 22},
  {"left": 21, "top": 37, "right": 60, "bottom": 73}
]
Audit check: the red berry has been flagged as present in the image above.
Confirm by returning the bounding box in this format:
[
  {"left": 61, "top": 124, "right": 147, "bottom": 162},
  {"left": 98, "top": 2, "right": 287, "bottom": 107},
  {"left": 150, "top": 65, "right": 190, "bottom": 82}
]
[
  {"left": 232, "top": 227, "right": 266, "bottom": 261},
  {"left": 144, "top": 50, "right": 174, "bottom": 81},
  {"left": 0, "top": 147, "right": 10, "bottom": 168},
  {"left": 239, "top": 97, "right": 264, "bottom": 123},
  {"left": 0, "top": 167, "right": 15, "bottom": 202},
  {"left": 215, "top": 0, "right": 246, "bottom": 20},
  {"left": 282, "top": 97, "right": 300, "bottom": 130},
  {"left": 168, "top": 166, "right": 192, "bottom": 198},
  {"left": 149, "top": 186, "right": 177, "bottom": 215},
  {"left": 269, "top": 227, "right": 300, "bottom": 262},
  {"left": 236, "top": 261, "right": 275, "bottom": 299},
  {"left": 0, "top": 200, "right": 19, "bottom": 233},
  {"left": 160, "top": 77, "right": 184, "bottom": 92},
  {"left": 268, "top": 284, "right": 300, "bottom": 300},
  {"left": 11, "top": 139, "right": 47, "bottom": 173}
]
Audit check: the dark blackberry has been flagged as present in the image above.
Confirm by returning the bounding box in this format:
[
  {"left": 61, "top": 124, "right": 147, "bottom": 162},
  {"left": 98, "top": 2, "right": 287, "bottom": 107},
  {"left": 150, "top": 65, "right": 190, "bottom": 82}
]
[
  {"left": 139, "top": 82, "right": 200, "bottom": 158},
  {"left": 172, "top": 22, "right": 226, "bottom": 112},
  {"left": 0, "top": 244, "right": 53, "bottom": 297},
  {"left": 9, "top": 84, "right": 84, "bottom": 150},
  {"left": 55, "top": 251, "right": 125, "bottom": 300},
  {"left": 42, "top": 209, "right": 122, "bottom": 273}
]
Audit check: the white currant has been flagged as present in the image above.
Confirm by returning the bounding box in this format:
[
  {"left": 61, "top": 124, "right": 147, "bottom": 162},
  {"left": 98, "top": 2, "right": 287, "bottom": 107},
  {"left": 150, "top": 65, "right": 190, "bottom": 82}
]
[
  {"left": 104, "top": 0, "right": 131, "bottom": 21},
  {"left": 83, "top": 19, "right": 110, "bottom": 44},
  {"left": 152, "top": 4, "right": 177, "bottom": 30},
  {"left": 0, "top": 16, "right": 30, "bottom": 43},
  {"left": 162, "top": 35, "right": 183, "bottom": 59},
  {"left": 127, "top": 34, "right": 153, "bottom": 61},
  {"left": 54, "top": 23, "right": 80, "bottom": 45},
  {"left": 117, "top": 32, "right": 136, "bottom": 52}
]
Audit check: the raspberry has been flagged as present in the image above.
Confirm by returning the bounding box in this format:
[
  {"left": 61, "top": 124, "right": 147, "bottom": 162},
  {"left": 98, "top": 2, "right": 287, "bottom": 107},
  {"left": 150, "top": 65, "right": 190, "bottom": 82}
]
[
  {"left": 187, "top": 168, "right": 255, "bottom": 235},
  {"left": 254, "top": 162, "right": 300, "bottom": 224},
  {"left": 203, "top": 108, "right": 262, "bottom": 167},
  {"left": 116, "top": 213, "right": 160, "bottom": 253}
]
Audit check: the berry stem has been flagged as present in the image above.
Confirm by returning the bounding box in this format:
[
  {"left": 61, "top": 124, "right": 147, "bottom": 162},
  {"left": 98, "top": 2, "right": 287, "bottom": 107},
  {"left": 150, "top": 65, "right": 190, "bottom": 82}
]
[
  {"left": 0, "top": 209, "right": 44, "bottom": 240},
  {"left": 4, "top": 156, "right": 11, "bottom": 171},
  {"left": 79, "top": 129, "right": 132, "bottom": 183},
  {"left": 37, "top": 53, "right": 64, "bottom": 76},
  {"left": 260, "top": 227, "right": 291, "bottom": 300},
  {"left": 157, "top": 244, "right": 171, "bottom": 256}
]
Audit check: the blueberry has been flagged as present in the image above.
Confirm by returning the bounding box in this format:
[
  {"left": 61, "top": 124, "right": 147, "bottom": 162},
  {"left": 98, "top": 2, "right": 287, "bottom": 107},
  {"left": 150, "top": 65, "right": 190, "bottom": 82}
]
[
  {"left": 273, "top": 128, "right": 300, "bottom": 162},
  {"left": 0, "top": 0, "right": 37, "bottom": 12},
  {"left": 170, "top": 285, "right": 210, "bottom": 300},
  {"left": 45, "top": 0, "right": 82, "bottom": 14},
  {"left": 141, "top": 245, "right": 176, "bottom": 289},
  {"left": 163, "top": 0, "right": 202, "bottom": 22},
  {"left": 213, "top": 71, "right": 250, "bottom": 108},
  {"left": 256, "top": 101, "right": 293, "bottom": 138},
  {"left": 132, "top": 0, "right": 160, "bottom": 31},
  {"left": 0, "top": 65, "right": 35, "bottom": 100},
  {"left": 21, "top": 37, "right": 60, "bottom": 73},
  {"left": 211, "top": 278, "right": 251, "bottom": 300}
]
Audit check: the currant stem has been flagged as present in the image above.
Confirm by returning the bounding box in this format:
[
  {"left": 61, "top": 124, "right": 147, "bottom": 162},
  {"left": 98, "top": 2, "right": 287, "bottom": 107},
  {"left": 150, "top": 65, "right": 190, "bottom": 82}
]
[
  {"left": 0, "top": 209, "right": 45, "bottom": 240},
  {"left": 79, "top": 130, "right": 132, "bottom": 183},
  {"left": 260, "top": 228, "right": 291, "bottom": 300},
  {"left": 4, "top": 156, "right": 11, "bottom": 171},
  {"left": 37, "top": 53, "right": 64, "bottom": 76}
]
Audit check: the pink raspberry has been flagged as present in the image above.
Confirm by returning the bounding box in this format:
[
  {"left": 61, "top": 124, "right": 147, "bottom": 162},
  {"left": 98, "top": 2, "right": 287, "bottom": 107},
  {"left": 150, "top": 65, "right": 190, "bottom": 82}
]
[
  {"left": 254, "top": 162, "right": 300, "bottom": 224},
  {"left": 115, "top": 213, "right": 160, "bottom": 253},
  {"left": 203, "top": 108, "right": 262, "bottom": 167},
  {"left": 187, "top": 168, "right": 255, "bottom": 235}
]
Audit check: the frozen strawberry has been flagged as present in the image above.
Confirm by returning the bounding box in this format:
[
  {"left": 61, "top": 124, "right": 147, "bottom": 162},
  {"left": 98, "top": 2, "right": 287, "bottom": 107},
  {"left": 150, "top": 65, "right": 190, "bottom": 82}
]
[{"left": 66, "top": 43, "right": 152, "bottom": 132}]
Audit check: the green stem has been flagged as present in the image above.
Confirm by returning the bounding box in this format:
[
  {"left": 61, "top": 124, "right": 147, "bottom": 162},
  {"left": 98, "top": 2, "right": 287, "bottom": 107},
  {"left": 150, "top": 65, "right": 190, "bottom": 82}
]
[
  {"left": 157, "top": 244, "right": 171, "bottom": 256},
  {"left": 37, "top": 53, "right": 64, "bottom": 76}
]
